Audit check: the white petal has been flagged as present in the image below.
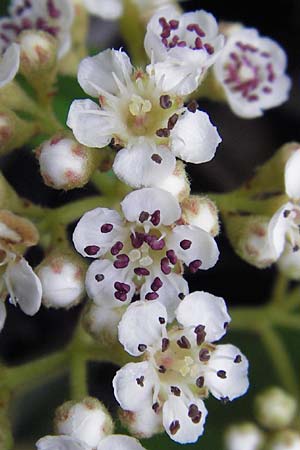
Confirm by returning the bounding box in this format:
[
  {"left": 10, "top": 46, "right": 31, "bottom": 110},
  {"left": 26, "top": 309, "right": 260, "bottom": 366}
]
[
  {"left": 176, "top": 291, "right": 231, "bottom": 342},
  {"left": 78, "top": 49, "right": 133, "bottom": 97},
  {"left": 167, "top": 225, "right": 219, "bottom": 270},
  {"left": 170, "top": 110, "right": 221, "bottom": 164},
  {"left": 67, "top": 99, "right": 114, "bottom": 148},
  {"left": 284, "top": 149, "right": 300, "bottom": 201},
  {"left": 113, "top": 142, "right": 176, "bottom": 188},
  {"left": 140, "top": 272, "right": 189, "bottom": 322},
  {"left": 123, "top": 400, "right": 163, "bottom": 439},
  {"left": 277, "top": 246, "right": 300, "bottom": 280},
  {"left": 97, "top": 435, "right": 146, "bottom": 450},
  {"left": 205, "top": 344, "right": 249, "bottom": 401},
  {"left": 36, "top": 435, "right": 90, "bottom": 450},
  {"left": 118, "top": 300, "right": 167, "bottom": 356},
  {"left": 268, "top": 204, "right": 293, "bottom": 259},
  {"left": 162, "top": 396, "right": 208, "bottom": 444},
  {"left": 113, "top": 361, "right": 156, "bottom": 411},
  {"left": 85, "top": 259, "right": 134, "bottom": 307},
  {"left": 73, "top": 207, "right": 124, "bottom": 258},
  {"left": 121, "top": 188, "right": 181, "bottom": 226},
  {"left": 0, "top": 43, "right": 20, "bottom": 88},
  {"left": 0, "top": 301, "right": 6, "bottom": 332},
  {"left": 5, "top": 258, "right": 42, "bottom": 316}
]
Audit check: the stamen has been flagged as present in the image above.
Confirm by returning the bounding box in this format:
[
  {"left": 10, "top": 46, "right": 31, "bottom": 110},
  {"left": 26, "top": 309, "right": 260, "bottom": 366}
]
[
  {"left": 167, "top": 113, "right": 179, "bottom": 130},
  {"left": 177, "top": 335, "right": 191, "bottom": 349},
  {"left": 161, "top": 257, "right": 171, "bottom": 275},
  {"left": 159, "top": 317, "right": 166, "bottom": 324},
  {"left": 136, "top": 376, "right": 144, "bottom": 387},
  {"left": 138, "top": 344, "right": 147, "bottom": 352},
  {"left": 145, "top": 292, "right": 159, "bottom": 300},
  {"left": 151, "top": 277, "right": 163, "bottom": 291},
  {"left": 84, "top": 245, "right": 100, "bottom": 256},
  {"left": 199, "top": 348, "right": 210, "bottom": 362},
  {"left": 160, "top": 94, "right": 172, "bottom": 109},
  {"left": 166, "top": 249, "right": 177, "bottom": 265},
  {"left": 113, "top": 254, "right": 130, "bottom": 269},
  {"left": 152, "top": 402, "right": 159, "bottom": 412},
  {"left": 180, "top": 239, "right": 192, "bottom": 250},
  {"left": 101, "top": 223, "right": 113, "bottom": 233},
  {"left": 169, "top": 420, "right": 180, "bottom": 435},
  {"left": 170, "top": 386, "right": 181, "bottom": 396},
  {"left": 189, "top": 259, "right": 202, "bottom": 273},
  {"left": 111, "top": 241, "right": 124, "bottom": 255},
  {"left": 134, "top": 267, "right": 150, "bottom": 276},
  {"left": 217, "top": 370, "right": 227, "bottom": 379},
  {"left": 187, "top": 100, "right": 198, "bottom": 113},
  {"left": 162, "top": 337, "right": 170, "bottom": 352},
  {"left": 139, "top": 211, "right": 150, "bottom": 223},
  {"left": 95, "top": 274, "right": 104, "bottom": 282},
  {"left": 151, "top": 210, "right": 161, "bottom": 226},
  {"left": 151, "top": 153, "right": 162, "bottom": 164},
  {"left": 196, "top": 376, "right": 204, "bottom": 388},
  {"left": 234, "top": 355, "right": 242, "bottom": 363},
  {"left": 159, "top": 365, "right": 166, "bottom": 373}
]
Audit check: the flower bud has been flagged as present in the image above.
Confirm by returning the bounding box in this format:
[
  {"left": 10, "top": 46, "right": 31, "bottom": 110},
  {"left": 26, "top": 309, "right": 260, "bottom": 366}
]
[
  {"left": 225, "top": 423, "right": 264, "bottom": 450},
  {"left": 55, "top": 397, "right": 113, "bottom": 448},
  {"left": 153, "top": 161, "right": 190, "bottom": 201},
  {"left": 82, "top": 304, "right": 124, "bottom": 345},
  {"left": 0, "top": 109, "right": 37, "bottom": 156},
  {"left": 268, "top": 431, "right": 300, "bottom": 450},
  {"left": 181, "top": 195, "right": 219, "bottom": 236},
  {"left": 36, "top": 134, "right": 99, "bottom": 190},
  {"left": 255, "top": 387, "right": 297, "bottom": 430},
  {"left": 19, "top": 30, "right": 58, "bottom": 76},
  {"left": 36, "top": 252, "right": 85, "bottom": 309}
]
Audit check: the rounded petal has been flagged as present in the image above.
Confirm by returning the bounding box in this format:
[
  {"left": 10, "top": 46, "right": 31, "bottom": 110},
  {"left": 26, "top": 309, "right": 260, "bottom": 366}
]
[
  {"left": 140, "top": 272, "right": 189, "bottom": 322},
  {"left": 67, "top": 99, "right": 114, "bottom": 148},
  {"left": 85, "top": 259, "right": 134, "bottom": 307},
  {"left": 205, "top": 344, "right": 249, "bottom": 401},
  {"left": 176, "top": 291, "right": 231, "bottom": 342},
  {"left": 121, "top": 400, "right": 163, "bottom": 439},
  {"left": 167, "top": 225, "right": 219, "bottom": 270},
  {"left": 5, "top": 258, "right": 42, "bottom": 316},
  {"left": 162, "top": 396, "right": 208, "bottom": 444},
  {"left": 121, "top": 188, "right": 181, "bottom": 226},
  {"left": 78, "top": 49, "right": 133, "bottom": 97},
  {"left": 97, "top": 435, "right": 146, "bottom": 450},
  {"left": 268, "top": 204, "right": 293, "bottom": 259},
  {"left": 113, "top": 142, "right": 176, "bottom": 188},
  {"left": 170, "top": 109, "right": 221, "bottom": 163},
  {"left": 118, "top": 301, "right": 167, "bottom": 356},
  {"left": 284, "top": 149, "right": 300, "bottom": 201},
  {"left": 36, "top": 435, "right": 90, "bottom": 450},
  {"left": 0, "top": 43, "right": 20, "bottom": 88},
  {"left": 277, "top": 246, "right": 300, "bottom": 280},
  {"left": 113, "top": 361, "right": 156, "bottom": 412},
  {"left": 0, "top": 301, "right": 6, "bottom": 332},
  {"left": 73, "top": 207, "right": 124, "bottom": 258}
]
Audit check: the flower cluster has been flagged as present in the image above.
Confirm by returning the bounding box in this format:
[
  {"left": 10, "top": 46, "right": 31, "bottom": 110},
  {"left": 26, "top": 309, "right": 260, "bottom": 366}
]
[{"left": 225, "top": 387, "right": 300, "bottom": 450}]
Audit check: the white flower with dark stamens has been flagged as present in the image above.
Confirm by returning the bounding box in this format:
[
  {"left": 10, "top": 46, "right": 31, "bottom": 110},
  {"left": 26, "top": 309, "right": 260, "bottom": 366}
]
[
  {"left": 113, "top": 294, "right": 249, "bottom": 444},
  {"left": 225, "top": 423, "right": 264, "bottom": 450},
  {"left": 213, "top": 27, "right": 291, "bottom": 118},
  {"left": 67, "top": 48, "right": 221, "bottom": 188},
  {"left": 0, "top": 210, "right": 42, "bottom": 331},
  {"left": 73, "top": 188, "right": 219, "bottom": 321},
  {"left": 144, "top": 7, "right": 224, "bottom": 95},
  {"left": 0, "top": 0, "right": 74, "bottom": 87}
]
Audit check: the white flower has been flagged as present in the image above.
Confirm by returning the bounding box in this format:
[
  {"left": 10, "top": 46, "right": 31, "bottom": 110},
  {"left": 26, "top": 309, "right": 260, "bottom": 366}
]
[
  {"left": 0, "top": 0, "right": 74, "bottom": 87},
  {"left": 254, "top": 387, "right": 297, "bottom": 430},
  {"left": 37, "top": 434, "right": 147, "bottom": 450},
  {"left": 113, "top": 293, "right": 249, "bottom": 444},
  {"left": 36, "top": 135, "right": 96, "bottom": 190},
  {"left": 213, "top": 27, "right": 291, "bottom": 118},
  {"left": 73, "top": 188, "right": 219, "bottom": 321},
  {"left": 0, "top": 210, "right": 42, "bottom": 330},
  {"left": 225, "top": 423, "right": 264, "bottom": 450},
  {"left": 37, "top": 253, "right": 85, "bottom": 309},
  {"left": 67, "top": 48, "right": 221, "bottom": 188},
  {"left": 144, "top": 7, "right": 224, "bottom": 95}
]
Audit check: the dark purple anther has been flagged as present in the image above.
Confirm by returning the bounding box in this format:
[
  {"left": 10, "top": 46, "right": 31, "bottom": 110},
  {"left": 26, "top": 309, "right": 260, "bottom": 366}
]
[
  {"left": 159, "top": 95, "right": 172, "bottom": 109},
  {"left": 95, "top": 274, "right": 104, "bottom": 282},
  {"left": 161, "top": 257, "right": 171, "bottom": 275},
  {"left": 145, "top": 235, "right": 165, "bottom": 251},
  {"left": 114, "top": 292, "right": 127, "bottom": 302},
  {"left": 130, "top": 232, "right": 145, "bottom": 248},
  {"left": 166, "top": 249, "right": 177, "bottom": 265},
  {"left": 189, "top": 259, "right": 202, "bottom": 273},
  {"left": 151, "top": 210, "right": 161, "bottom": 226},
  {"left": 114, "top": 282, "right": 130, "bottom": 293},
  {"left": 47, "top": 0, "right": 61, "bottom": 18},
  {"left": 134, "top": 267, "right": 150, "bottom": 276},
  {"left": 169, "top": 19, "right": 179, "bottom": 29},
  {"left": 161, "top": 27, "right": 171, "bottom": 39},
  {"left": 204, "top": 43, "right": 214, "bottom": 54},
  {"left": 145, "top": 292, "right": 159, "bottom": 300},
  {"left": 139, "top": 211, "right": 150, "bottom": 223},
  {"left": 151, "top": 277, "right": 163, "bottom": 291},
  {"left": 167, "top": 114, "right": 179, "bottom": 130},
  {"left": 111, "top": 241, "right": 123, "bottom": 255},
  {"left": 177, "top": 41, "right": 187, "bottom": 47},
  {"left": 151, "top": 154, "right": 162, "bottom": 164},
  {"left": 114, "top": 254, "right": 130, "bottom": 269},
  {"left": 187, "top": 23, "right": 206, "bottom": 37},
  {"left": 195, "top": 37, "right": 203, "bottom": 49},
  {"left": 101, "top": 223, "right": 113, "bottom": 233},
  {"left": 180, "top": 239, "right": 192, "bottom": 250},
  {"left": 84, "top": 245, "right": 100, "bottom": 256}
]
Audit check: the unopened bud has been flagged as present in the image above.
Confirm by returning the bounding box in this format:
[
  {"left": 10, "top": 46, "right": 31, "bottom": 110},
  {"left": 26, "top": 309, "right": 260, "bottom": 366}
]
[
  {"left": 0, "top": 109, "right": 37, "bottom": 156},
  {"left": 119, "top": 401, "right": 163, "bottom": 439},
  {"left": 153, "top": 161, "right": 190, "bottom": 201},
  {"left": 36, "top": 134, "right": 99, "bottom": 190},
  {"left": 225, "top": 423, "right": 264, "bottom": 450},
  {"left": 36, "top": 252, "right": 85, "bottom": 309},
  {"left": 55, "top": 397, "right": 113, "bottom": 448},
  {"left": 268, "top": 431, "right": 300, "bottom": 450},
  {"left": 19, "top": 30, "right": 57, "bottom": 76},
  {"left": 82, "top": 304, "right": 124, "bottom": 345},
  {"left": 255, "top": 387, "right": 297, "bottom": 430},
  {"left": 181, "top": 195, "right": 219, "bottom": 236}
]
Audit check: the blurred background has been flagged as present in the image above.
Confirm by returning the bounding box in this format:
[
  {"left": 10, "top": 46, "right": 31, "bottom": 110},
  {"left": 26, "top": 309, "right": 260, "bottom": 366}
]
[{"left": 1, "top": 0, "right": 300, "bottom": 448}]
